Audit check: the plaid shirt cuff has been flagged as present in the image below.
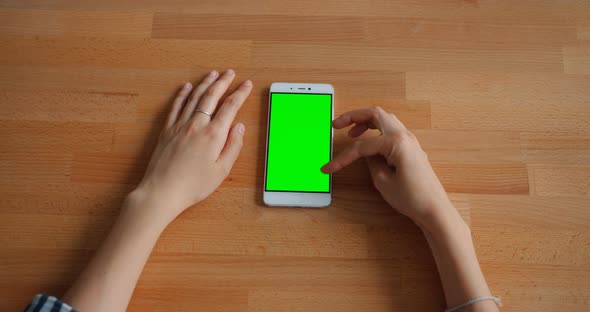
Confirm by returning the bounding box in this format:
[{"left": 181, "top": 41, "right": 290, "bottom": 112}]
[{"left": 24, "top": 294, "right": 77, "bottom": 312}]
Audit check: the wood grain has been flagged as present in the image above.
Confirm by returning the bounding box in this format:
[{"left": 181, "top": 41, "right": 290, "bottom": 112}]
[
  {"left": 529, "top": 165, "right": 590, "bottom": 198},
  {"left": 0, "top": 36, "right": 252, "bottom": 69},
  {"left": 415, "top": 130, "right": 521, "bottom": 163},
  {"left": 520, "top": 132, "right": 590, "bottom": 165},
  {"left": 0, "top": 121, "right": 114, "bottom": 153},
  {"left": 579, "top": 26, "right": 590, "bottom": 40},
  {"left": 469, "top": 194, "right": 590, "bottom": 230},
  {"left": 0, "top": 91, "right": 138, "bottom": 122},
  {"left": 250, "top": 42, "right": 564, "bottom": 73},
  {"left": 152, "top": 14, "right": 366, "bottom": 43},
  {"left": 1, "top": 1, "right": 589, "bottom": 311},
  {"left": 0, "top": 9, "right": 153, "bottom": 38},
  {"left": 406, "top": 72, "right": 590, "bottom": 133},
  {"left": 563, "top": 44, "right": 590, "bottom": 75}
]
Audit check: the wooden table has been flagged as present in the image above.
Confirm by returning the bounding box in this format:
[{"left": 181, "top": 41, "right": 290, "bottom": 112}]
[{"left": 1, "top": 1, "right": 589, "bottom": 311}]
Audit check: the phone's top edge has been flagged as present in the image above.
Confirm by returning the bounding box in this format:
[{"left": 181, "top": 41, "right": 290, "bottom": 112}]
[{"left": 270, "top": 82, "right": 334, "bottom": 91}]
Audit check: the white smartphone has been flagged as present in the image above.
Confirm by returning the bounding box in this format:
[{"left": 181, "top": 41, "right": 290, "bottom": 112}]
[{"left": 263, "top": 82, "right": 334, "bottom": 207}]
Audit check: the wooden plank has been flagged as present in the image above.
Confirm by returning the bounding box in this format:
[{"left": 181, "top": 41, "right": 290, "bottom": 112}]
[
  {"left": 366, "top": 18, "right": 577, "bottom": 48},
  {"left": 579, "top": 25, "right": 590, "bottom": 40},
  {"left": 0, "top": 153, "right": 72, "bottom": 187},
  {"left": 520, "top": 132, "right": 590, "bottom": 165},
  {"left": 469, "top": 194, "right": 590, "bottom": 230},
  {"left": 0, "top": 171, "right": 135, "bottom": 194},
  {"left": 0, "top": 191, "right": 124, "bottom": 216},
  {"left": 483, "top": 263, "right": 590, "bottom": 312},
  {"left": 159, "top": 220, "right": 432, "bottom": 260},
  {"left": 414, "top": 130, "right": 521, "bottom": 163},
  {"left": 0, "top": 188, "right": 249, "bottom": 223},
  {"left": 0, "top": 121, "right": 114, "bottom": 153},
  {"left": 475, "top": 1, "right": 590, "bottom": 26},
  {"left": 0, "top": 65, "right": 229, "bottom": 95},
  {"left": 0, "top": 91, "right": 138, "bottom": 122},
  {"left": 0, "top": 250, "right": 406, "bottom": 288},
  {"left": 563, "top": 45, "right": 590, "bottom": 75},
  {"left": 247, "top": 287, "right": 439, "bottom": 312},
  {"left": 111, "top": 122, "right": 161, "bottom": 156},
  {"left": 4, "top": 186, "right": 244, "bottom": 225},
  {"left": 0, "top": 66, "right": 407, "bottom": 100},
  {"left": 0, "top": 214, "right": 113, "bottom": 251},
  {"left": 529, "top": 165, "right": 590, "bottom": 198},
  {"left": 271, "top": 0, "right": 482, "bottom": 19},
  {"left": 5, "top": 0, "right": 586, "bottom": 24},
  {"left": 432, "top": 163, "right": 529, "bottom": 195},
  {"left": 0, "top": 214, "right": 433, "bottom": 260},
  {"left": 0, "top": 36, "right": 252, "bottom": 70},
  {"left": 406, "top": 72, "right": 590, "bottom": 133},
  {"left": 474, "top": 226, "right": 590, "bottom": 267},
  {"left": 0, "top": 0, "right": 272, "bottom": 14},
  {"left": 130, "top": 287, "right": 247, "bottom": 312},
  {"left": 0, "top": 249, "right": 90, "bottom": 286},
  {"left": 251, "top": 42, "right": 563, "bottom": 73},
  {"left": 0, "top": 8, "right": 153, "bottom": 38},
  {"left": 152, "top": 14, "right": 578, "bottom": 48},
  {"left": 268, "top": 0, "right": 590, "bottom": 23},
  {"left": 71, "top": 153, "right": 148, "bottom": 184},
  {"left": 152, "top": 14, "right": 365, "bottom": 43}
]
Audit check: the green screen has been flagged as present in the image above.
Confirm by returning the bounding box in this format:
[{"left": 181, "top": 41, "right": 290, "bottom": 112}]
[{"left": 266, "top": 93, "right": 332, "bottom": 192}]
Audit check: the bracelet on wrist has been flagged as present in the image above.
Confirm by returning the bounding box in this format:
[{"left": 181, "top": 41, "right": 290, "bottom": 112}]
[{"left": 445, "top": 295, "right": 502, "bottom": 312}]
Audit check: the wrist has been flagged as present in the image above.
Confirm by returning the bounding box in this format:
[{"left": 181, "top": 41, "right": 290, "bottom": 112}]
[
  {"left": 415, "top": 202, "right": 469, "bottom": 239},
  {"left": 122, "top": 188, "right": 173, "bottom": 233}
]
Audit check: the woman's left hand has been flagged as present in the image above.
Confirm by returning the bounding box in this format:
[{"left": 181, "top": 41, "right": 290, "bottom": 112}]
[{"left": 129, "top": 69, "right": 252, "bottom": 227}]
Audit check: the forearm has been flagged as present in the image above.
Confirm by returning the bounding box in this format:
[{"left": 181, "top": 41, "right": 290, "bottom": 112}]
[
  {"left": 420, "top": 206, "right": 499, "bottom": 311},
  {"left": 63, "top": 192, "right": 166, "bottom": 312}
]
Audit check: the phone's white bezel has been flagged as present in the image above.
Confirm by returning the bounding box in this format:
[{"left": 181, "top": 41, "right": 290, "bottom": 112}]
[{"left": 263, "top": 82, "right": 334, "bottom": 208}]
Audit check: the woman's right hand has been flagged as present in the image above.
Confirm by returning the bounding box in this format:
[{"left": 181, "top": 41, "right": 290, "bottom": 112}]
[
  {"left": 321, "top": 107, "right": 461, "bottom": 230},
  {"left": 322, "top": 107, "right": 496, "bottom": 312}
]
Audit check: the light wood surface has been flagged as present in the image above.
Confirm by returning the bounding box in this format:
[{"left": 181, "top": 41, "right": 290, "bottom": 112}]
[{"left": 1, "top": 1, "right": 589, "bottom": 311}]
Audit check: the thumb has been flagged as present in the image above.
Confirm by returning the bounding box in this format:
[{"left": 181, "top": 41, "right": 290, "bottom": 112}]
[
  {"left": 217, "top": 122, "right": 245, "bottom": 174},
  {"left": 366, "top": 155, "right": 394, "bottom": 191}
]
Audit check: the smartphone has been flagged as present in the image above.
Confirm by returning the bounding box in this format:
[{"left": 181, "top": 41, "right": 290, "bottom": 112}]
[{"left": 263, "top": 82, "right": 334, "bottom": 207}]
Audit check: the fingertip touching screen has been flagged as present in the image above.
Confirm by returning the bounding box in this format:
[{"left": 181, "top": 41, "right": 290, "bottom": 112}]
[{"left": 266, "top": 92, "right": 332, "bottom": 193}]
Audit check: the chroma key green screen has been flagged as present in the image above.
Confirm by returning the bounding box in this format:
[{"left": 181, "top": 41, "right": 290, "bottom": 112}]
[{"left": 265, "top": 93, "right": 332, "bottom": 193}]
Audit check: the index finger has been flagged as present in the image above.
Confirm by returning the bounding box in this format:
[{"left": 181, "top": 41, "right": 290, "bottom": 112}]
[
  {"left": 333, "top": 107, "right": 405, "bottom": 135},
  {"left": 321, "top": 136, "right": 383, "bottom": 174}
]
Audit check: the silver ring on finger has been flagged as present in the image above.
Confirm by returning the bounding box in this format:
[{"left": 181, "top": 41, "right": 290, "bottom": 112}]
[{"left": 195, "top": 109, "right": 212, "bottom": 119}]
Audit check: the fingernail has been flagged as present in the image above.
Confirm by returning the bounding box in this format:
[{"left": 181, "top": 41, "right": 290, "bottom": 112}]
[
  {"left": 226, "top": 69, "right": 235, "bottom": 75},
  {"left": 237, "top": 123, "right": 245, "bottom": 135},
  {"left": 244, "top": 80, "right": 252, "bottom": 87},
  {"left": 184, "top": 82, "right": 192, "bottom": 89},
  {"left": 209, "top": 70, "right": 218, "bottom": 77}
]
